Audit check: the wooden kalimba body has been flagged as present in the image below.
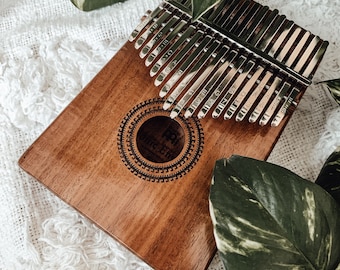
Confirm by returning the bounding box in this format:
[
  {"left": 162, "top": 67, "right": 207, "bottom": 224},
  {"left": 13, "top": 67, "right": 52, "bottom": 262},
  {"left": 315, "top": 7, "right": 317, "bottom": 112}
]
[{"left": 19, "top": 0, "right": 328, "bottom": 269}]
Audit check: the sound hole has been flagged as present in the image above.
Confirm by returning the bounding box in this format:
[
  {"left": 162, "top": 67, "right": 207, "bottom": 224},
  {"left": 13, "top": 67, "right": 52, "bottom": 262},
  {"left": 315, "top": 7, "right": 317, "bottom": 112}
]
[{"left": 136, "top": 116, "right": 185, "bottom": 163}]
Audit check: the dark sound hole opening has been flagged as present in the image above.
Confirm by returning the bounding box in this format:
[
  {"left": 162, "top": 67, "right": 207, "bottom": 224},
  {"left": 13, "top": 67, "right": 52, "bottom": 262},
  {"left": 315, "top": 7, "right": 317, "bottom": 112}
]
[{"left": 136, "top": 116, "right": 185, "bottom": 163}]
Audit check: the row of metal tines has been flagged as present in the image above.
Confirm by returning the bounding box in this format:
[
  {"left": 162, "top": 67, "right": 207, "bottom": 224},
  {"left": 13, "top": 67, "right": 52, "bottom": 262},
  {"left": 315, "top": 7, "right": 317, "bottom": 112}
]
[{"left": 129, "top": 0, "right": 328, "bottom": 126}]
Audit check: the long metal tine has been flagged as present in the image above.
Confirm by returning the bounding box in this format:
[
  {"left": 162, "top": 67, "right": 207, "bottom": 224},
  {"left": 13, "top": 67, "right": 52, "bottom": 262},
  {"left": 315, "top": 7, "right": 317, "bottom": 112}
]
[
  {"left": 164, "top": 40, "right": 221, "bottom": 112},
  {"left": 249, "top": 76, "right": 282, "bottom": 123},
  {"left": 198, "top": 54, "right": 247, "bottom": 119},
  {"left": 145, "top": 18, "right": 188, "bottom": 66},
  {"left": 213, "top": 60, "right": 255, "bottom": 119},
  {"left": 129, "top": 6, "right": 164, "bottom": 42},
  {"left": 135, "top": 11, "right": 172, "bottom": 49},
  {"left": 170, "top": 45, "right": 229, "bottom": 118},
  {"left": 236, "top": 69, "right": 272, "bottom": 122},
  {"left": 150, "top": 25, "right": 197, "bottom": 77},
  {"left": 159, "top": 35, "right": 214, "bottom": 96},
  {"left": 140, "top": 15, "right": 180, "bottom": 59},
  {"left": 259, "top": 81, "right": 291, "bottom": 126},
  {"left": 155, "top": 30, "right": 205, "bottom": 87}
]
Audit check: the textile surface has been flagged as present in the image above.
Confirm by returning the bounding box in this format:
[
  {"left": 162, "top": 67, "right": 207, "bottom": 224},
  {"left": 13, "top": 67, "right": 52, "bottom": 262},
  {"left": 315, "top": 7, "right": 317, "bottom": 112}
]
[{"left": 1, "top": 0, "right": 340, "bottom": 269}]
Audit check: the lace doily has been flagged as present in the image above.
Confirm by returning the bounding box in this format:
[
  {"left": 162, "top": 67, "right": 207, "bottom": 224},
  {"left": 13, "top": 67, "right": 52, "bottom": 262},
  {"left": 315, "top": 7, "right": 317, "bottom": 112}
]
[{"left": 1, "top": 0, "right": 339, "bottom": 269}]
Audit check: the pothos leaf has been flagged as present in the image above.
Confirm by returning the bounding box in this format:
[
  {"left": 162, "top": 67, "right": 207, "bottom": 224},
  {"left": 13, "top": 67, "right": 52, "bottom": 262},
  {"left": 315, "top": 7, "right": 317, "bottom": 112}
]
[
  {"left": 316, "top": 146, "right": 340, "bottom": 205},
  {"left": 209, "top": 156, "right": 340, "bottom": 270},
  {"left": 70, "top": 0, "right": 125, "bottom": 11},
  {"left": 318, "top": 78, "right": 340, "bottom": 106},
  {"left": 191, "top": 0, "right": 222, "bottom": 21}
]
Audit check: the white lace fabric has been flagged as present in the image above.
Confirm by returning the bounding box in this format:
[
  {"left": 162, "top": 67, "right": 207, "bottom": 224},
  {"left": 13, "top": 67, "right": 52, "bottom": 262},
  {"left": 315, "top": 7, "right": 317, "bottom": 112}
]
[{"left": 0, "top": 0, "right": 339, "bottom": 269}]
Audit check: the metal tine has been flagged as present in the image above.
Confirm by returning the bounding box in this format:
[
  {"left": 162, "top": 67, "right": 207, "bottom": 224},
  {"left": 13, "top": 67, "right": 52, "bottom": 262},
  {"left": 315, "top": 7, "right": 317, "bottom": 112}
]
[
  {"left": 170, "top": 44, "right": 229, "bottom": 118},
  {"left": 224, "top": 0, "right": 252, "bottom": 32},
  {"left": 185, "top": 49, "right": 238, "bottom": 118},
  {"left": 223, "top": 61, "right": 260, "bottom": 119},
  {"left": 250, "top": 9, "right": 279, "bottom": 47},
  {"left": 257, "top": 15, "right": 287, "bottom": 52},
  {"left": 217, "top": 0, "right": 247, "bottom": 28},
  {"left": 249, "top": 76, "right": 282, "bottom": 123},
  {"left": 139, "top": 14, "right": 180, "bottom": 59},
  {"left": 135, "top": 11, "right": 172, "bottom": 49},
  {"left": 284, "top": 31, "right": 310, "bottom": 68},
  {"left": 240, "top": 5, "right": 270, "bottom": 42},
  {"left": 259, "top": 81, "right": 291, "bottom": 126},
  {"left": 267, "top": 21, "right": 294, "bottom": 58},
  {"left": 271, "top": 87, "right": 300, "bottom": 126},
  {"left": 154, "top": 30, "right": 205, "bottom": 87},
  {"left": 150, "top": 25, "right": 197, "bottom": 77},
  {"left": 275, "top": 27, "right": 302, "bottom": 63},
  {"left": 198, "top": 54, "right": 246, "bottom": 119},
  {"left": 145, "top": 17, "right": 188, "bottom": 66},
  {"left": 234, "top": 2, "right": 262, "bottom": 39},
  {"left": 159, "top": 35, "right": 214, "bottom": 98},
  {"left": 207, "top": 0, "right": 231, "bottom": 22},
  {"left": 294, "top": 36, "right": 321, "bottom": 73},
  {"left": 213, "top": 59, "right": 255, "bottom": 119},
  {"left": 129, "top": 6, "right": 164, "bottom": 42},
  {"left": 236, "top": 69, "right": 272, "bottom": 122},
  {"left": 165, "top": 39, "right": 221, "bottom": 112},
  {"left": 302, "top": 40, "right": 328, "bottom": 79}
]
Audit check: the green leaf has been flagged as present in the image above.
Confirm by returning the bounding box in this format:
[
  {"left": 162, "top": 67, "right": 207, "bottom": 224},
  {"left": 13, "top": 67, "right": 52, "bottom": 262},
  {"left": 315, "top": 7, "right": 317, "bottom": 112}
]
[
  {"left": 209, "top": 156, "right": 340, "bottom": 270},
  {"left": 191, "top": 0, "right": 222, "bottom": 21},
  {"left": 316, "top": 146, "right": 340, "bottom": 205},
  {"left": 318, "top": 79, "right": 340, "bottom": 106},
  {"left": 70, "top": 0, "right": 125, "bottom": 11}
]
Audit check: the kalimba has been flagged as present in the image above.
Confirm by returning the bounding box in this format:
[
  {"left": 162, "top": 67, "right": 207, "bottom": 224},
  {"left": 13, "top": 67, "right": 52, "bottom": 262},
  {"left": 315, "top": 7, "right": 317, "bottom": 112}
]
[{"left": 19, "top": 0, "right": 328, "bottom": 269}]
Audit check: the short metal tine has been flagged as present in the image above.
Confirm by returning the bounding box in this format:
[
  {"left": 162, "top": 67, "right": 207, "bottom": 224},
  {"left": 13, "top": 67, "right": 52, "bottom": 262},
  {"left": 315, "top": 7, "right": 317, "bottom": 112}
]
[
  {"left": 150, "top": 25, "right": 197, "bottom": 77},
  {"left": 236, "top": 68, "right": 271, "bottom": 122},
  {"left": 271, "top": 87, "right": 299, "bottom": 126},
  {"left": 259, "top": 81, "right": 291, "bottom": 126},
  {"left": 249, "top": 76, "right": 282, "bottom": 123}
]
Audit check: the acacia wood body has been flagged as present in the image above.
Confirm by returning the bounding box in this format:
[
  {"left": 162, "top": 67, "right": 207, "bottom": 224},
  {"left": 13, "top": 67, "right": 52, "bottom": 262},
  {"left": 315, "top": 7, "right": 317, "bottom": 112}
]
[{"left": 19, "top": 41, "right": 291, "bottom": 269}]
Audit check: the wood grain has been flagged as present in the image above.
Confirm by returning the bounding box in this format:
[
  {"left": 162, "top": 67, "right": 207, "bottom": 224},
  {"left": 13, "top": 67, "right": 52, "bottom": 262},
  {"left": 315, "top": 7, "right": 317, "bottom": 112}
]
[{"left": 19, "top": 41, "right": 293, "bottom": 269}]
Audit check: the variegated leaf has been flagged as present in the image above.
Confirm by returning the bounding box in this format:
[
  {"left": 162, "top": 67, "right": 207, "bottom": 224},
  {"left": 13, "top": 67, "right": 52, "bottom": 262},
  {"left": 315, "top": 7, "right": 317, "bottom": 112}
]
[
  {"left": 316, "top": 146, "right": 340, "bottom": 205},
  {"left": 209, "top": 156, "right": 340, "bottom": 270},
  {"left": 71, "top": 0, "right": 125, "bottom": 11},
  {"left": 319, "top": 78, "right": 340, "bottom": 106},
  {"left": 191, "top": 0, "right": 222, "bottom": 21}
]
